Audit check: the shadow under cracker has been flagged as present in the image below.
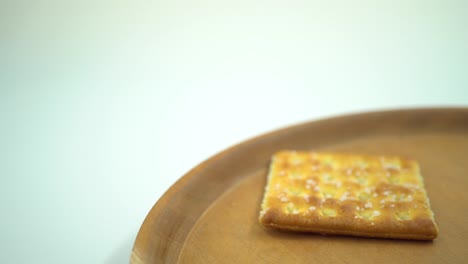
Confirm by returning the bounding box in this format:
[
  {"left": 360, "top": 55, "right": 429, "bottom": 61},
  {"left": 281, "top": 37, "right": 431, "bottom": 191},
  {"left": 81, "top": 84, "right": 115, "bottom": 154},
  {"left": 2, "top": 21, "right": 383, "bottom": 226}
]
[{"left": 261, "top": 226, "right": 434, "bottom": 246}]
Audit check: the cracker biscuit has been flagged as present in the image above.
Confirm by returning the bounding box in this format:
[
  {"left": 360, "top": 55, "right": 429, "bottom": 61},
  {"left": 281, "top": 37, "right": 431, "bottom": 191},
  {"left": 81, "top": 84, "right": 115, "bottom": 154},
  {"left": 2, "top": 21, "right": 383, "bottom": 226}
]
[{"left": 259, "top": 151, "right": 439, "bottom": 240}]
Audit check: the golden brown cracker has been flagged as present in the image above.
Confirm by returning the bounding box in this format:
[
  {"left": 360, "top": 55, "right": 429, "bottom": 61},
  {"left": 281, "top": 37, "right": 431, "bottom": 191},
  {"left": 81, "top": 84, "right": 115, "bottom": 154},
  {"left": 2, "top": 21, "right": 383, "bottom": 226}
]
[{"left": 259, "top": 151, "right": 438, "bottom": 240}]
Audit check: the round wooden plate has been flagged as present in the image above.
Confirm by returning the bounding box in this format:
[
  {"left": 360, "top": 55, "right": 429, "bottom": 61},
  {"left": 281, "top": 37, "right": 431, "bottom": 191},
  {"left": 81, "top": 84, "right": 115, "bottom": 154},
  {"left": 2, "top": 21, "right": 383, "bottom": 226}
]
[{"left": 131, "top": 108, "right": 468, "bottom": 263}]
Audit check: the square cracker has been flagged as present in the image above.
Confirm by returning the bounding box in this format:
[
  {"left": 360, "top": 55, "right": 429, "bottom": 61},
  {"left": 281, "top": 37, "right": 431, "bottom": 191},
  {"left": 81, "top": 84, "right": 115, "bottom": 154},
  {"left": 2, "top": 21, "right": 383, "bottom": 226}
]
[{"left": 259, "top": 151, "right": 439, "bottom": 240}]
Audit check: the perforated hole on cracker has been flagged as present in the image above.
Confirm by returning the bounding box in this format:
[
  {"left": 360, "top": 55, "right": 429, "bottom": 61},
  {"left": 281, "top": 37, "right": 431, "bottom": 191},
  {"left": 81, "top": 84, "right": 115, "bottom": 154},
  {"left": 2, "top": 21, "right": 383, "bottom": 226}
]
[{"left": 259, "top": 151, "right": 439, "bottom": 240}]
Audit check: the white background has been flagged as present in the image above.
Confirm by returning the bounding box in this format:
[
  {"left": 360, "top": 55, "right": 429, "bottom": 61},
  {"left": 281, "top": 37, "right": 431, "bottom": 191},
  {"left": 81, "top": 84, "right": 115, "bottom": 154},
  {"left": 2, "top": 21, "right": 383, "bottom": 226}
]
[{"left": 1, "top": 0, "right": 467, "bottom": 263}]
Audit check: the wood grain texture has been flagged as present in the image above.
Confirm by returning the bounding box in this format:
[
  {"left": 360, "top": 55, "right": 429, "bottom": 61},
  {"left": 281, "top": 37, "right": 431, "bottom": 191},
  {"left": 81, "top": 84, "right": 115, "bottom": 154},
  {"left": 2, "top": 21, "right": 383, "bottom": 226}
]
[{"left": 131, "top": 108, "right": 468, "bottom": 263}]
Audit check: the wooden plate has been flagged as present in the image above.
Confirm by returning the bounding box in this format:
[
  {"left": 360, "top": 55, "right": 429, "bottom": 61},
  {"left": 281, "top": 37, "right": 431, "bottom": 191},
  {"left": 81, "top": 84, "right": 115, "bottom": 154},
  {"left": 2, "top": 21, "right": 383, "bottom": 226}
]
[{"left": 131, "top": 108, "right": 468, "bottom": 263}]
